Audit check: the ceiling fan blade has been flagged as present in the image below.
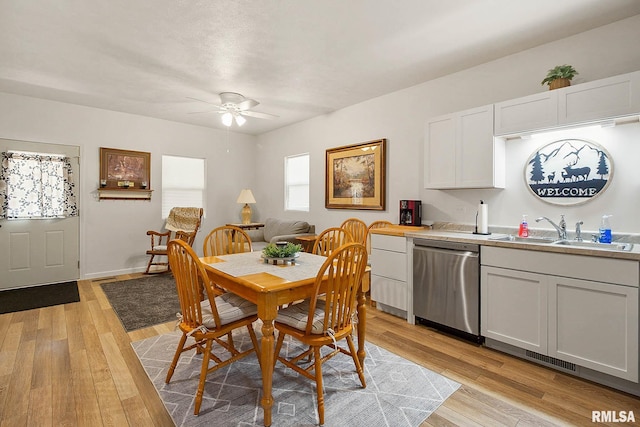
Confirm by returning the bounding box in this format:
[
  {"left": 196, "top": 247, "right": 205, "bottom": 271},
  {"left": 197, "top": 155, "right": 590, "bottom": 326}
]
[
  {"left": 187, "top": 108, "right": 221, "bottom": 114},
  {"left": 236, "top": 98, "right": 259, "bottom": 111},
  {"left": 240, "top": 110, "right": 278, "bottom": 120},
  {"left": 186, "top": 96, "right": 222, "bottom": 107}
]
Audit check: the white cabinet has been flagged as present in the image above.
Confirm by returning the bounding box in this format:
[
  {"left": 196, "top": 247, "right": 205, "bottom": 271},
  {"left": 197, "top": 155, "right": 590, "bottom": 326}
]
[
  {"left": 481, "top": 266, "right": 547, "bottom": 354},
  {"left": 370, "top": 233, "right": 408, "bottom": 317},
  {"left": 494, "top": 91, "right": 559, "bottom": 136},
  {"left": 495, "top": 70, "right": 640, "bottom": 136},
  {"left": 481, "top": 246, "right": 639, "bottom": 382},
  {"left": 424, "top": 105, "right": 504, "bottom": 189},
  {"left": 549, "top": 276, "right": 638, "bottom": 382},
  {"left": 559, "top": 70, "right": 640, "bottom": 125}
]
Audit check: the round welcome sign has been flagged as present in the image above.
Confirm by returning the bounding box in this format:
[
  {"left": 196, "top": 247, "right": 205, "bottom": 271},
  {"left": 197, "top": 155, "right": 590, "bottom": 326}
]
[{"left": 525, "top": 138, "right": 612, "bottom": 206}]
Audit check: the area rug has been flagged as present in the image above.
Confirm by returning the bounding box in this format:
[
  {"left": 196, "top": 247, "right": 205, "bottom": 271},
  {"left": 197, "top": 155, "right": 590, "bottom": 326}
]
[
  {"left": 133, "top": 329, "right": 460, "bottom": 427},
  {"left": 0, "top": 281, "right": 80, "bottom": 314},
  {"left": 100, "top": 275, "right": 181, "bottom": 332}
]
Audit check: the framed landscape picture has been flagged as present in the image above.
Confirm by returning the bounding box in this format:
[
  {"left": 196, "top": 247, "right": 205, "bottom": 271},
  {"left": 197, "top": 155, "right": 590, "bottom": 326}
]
[
  {"left": 99, "top": 147, "right": 150, "bottom": 189},
  {"left": 325, "top": 139, "right": 386, "bottom": 210}
]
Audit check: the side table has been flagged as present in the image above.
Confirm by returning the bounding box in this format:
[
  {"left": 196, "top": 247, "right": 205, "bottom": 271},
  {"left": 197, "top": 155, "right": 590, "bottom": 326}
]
[
  {"left": 226, "top": 222, "right": 265, "bottom": 231},
  {"left": 296, "top": 234, "right": 317, "bottom": 253}
]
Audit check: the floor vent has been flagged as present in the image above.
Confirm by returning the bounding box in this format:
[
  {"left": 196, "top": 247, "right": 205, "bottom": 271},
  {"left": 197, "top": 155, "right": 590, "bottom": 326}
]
[{"left": 525, "top": 350, "right": 576, "bottom": 372}]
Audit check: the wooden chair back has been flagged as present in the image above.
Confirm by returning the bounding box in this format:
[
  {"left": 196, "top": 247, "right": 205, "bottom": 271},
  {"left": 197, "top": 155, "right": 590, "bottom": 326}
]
[
  {"left": 307, "top": 242, "right": 368, "bottom": 335},
  {"left": 203, "top": 225, "right": 253, "bottom": 257},
  {"left": 167, "top": 239, "right": 221, "bottom": 329},
  {"left": 312, "top": 227, "right": 353, "bottom": 256},
  {"left": 340, "top": 218, "right": 368, "bottom": 246},
  {"left": 366, "top": 220, "right": 393, "bottom": 253}
]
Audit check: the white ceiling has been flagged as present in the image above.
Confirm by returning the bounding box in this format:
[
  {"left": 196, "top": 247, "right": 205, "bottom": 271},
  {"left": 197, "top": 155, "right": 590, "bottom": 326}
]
[{"left": 2, "top": 1, "right": 640, "bottom": 135}]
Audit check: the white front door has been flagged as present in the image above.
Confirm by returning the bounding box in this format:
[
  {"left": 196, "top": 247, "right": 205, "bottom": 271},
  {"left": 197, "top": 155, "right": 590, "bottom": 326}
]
[{"left": 0, "top": 139, "right": 80, "bottom": 290}]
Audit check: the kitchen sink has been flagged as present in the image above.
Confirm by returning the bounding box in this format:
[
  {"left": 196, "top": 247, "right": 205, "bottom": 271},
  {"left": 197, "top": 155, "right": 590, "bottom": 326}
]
[
  {"left": 490, "top": 235, "right": 556, "bottom": 244},
  {"left": 489, "top": 235, "right": 635, "bottom": 252},
  {"left": 551, "top": 240, "right": 634, "bottom": 252}
]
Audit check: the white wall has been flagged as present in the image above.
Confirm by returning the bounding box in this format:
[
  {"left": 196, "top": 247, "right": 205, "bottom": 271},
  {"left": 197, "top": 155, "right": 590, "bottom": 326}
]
[
  {"left": 255, "top": 15, "right": 640, "bottom": 235},
  {"left": 0, "top": 93, "right": 256, "bottom": 279}
]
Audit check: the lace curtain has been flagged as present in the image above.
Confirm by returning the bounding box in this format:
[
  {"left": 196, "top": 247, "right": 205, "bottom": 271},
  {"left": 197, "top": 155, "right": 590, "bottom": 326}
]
[{"left": 0, "top": 151, "right": 78, "bottom": 219}]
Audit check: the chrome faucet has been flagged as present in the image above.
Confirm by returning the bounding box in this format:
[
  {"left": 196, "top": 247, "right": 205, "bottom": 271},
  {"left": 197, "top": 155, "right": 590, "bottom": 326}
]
[
  {"left": 535, "top": 215, "right": 567, "bottom": 240},
  {"left": 575, "top": 221, "right": 583, "bottom": 241}
]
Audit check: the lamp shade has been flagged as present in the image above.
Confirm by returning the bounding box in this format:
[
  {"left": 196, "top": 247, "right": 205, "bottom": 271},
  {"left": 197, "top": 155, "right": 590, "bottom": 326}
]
[{"left": 236, "top": 189, "right": 256, "bottom": 204}]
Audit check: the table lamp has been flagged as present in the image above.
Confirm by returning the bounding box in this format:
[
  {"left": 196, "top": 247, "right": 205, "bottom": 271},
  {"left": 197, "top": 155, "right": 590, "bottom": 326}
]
[{"left": 236, "top": 189, "right": 256, "bottom": 224}]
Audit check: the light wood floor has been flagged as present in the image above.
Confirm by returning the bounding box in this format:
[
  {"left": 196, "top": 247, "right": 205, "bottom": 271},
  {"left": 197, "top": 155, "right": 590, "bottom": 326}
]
[{"left": 1, "top": 274, "right": 638, "bottom": 426}]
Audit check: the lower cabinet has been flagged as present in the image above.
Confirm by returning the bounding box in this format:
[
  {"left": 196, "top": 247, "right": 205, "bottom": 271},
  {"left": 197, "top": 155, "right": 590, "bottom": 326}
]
[
  {"left": 481, "top": 246, "right": 639, "bottom": 382},
  {"left": 370, "top": 233, "right": 408, "bottom": 317},
  {"left": 481, "top": 266, "right": 547, "bottom": 354}
]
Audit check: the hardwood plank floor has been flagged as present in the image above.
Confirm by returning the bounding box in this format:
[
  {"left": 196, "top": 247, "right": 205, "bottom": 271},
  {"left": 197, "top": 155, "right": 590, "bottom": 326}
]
[{"left": 0, "top": 274, "right": 638, "bottom": 426}]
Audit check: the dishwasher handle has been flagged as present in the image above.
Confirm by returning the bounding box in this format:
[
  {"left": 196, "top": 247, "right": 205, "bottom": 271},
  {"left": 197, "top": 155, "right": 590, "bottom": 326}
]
[{"left": 413, "top": 238, "right": 479, "bottom": 253}]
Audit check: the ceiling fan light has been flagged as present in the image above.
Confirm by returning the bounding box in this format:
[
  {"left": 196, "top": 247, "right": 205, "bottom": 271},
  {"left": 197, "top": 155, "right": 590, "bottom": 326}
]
[
  {"left": 221, "top": 112, "right": 233, "bottom": 126},
  {"left": 235, "top": 114, "right": 246, "bottom": 126}
]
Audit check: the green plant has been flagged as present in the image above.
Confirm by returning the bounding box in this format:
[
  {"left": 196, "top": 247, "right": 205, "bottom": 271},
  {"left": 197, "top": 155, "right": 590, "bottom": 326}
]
[
  {"left": 262, "top": 242, "right": 302, "bottom": 258},
  {"left": 541, "top": 64, "right": 578, "bottom": 86}
]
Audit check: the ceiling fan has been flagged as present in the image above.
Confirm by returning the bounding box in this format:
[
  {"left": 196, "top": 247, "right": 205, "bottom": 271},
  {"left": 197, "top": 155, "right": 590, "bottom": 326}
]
[{"left": 187, "top": 92, "right": 278, "bottom": 127}]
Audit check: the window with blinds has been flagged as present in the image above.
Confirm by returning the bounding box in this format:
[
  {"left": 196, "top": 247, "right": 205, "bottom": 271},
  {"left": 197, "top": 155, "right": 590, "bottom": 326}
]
[
  {"left": 284, "top": 153, "right": 309, "bottom": 211},
  {"left": 161, "top": 155, "right": 205, "bottom": 218}
]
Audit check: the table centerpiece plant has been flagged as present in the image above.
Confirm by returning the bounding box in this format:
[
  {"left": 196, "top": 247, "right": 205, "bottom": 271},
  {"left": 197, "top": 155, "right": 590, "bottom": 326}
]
[{"left": 262, "top": 242, "right": 303, "bottom": 258}]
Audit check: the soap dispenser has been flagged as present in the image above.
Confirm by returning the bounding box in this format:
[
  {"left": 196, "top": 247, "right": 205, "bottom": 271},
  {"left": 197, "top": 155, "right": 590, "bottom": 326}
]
[
  {"left": 518, "top": 215, "right": 529, "bottom": 238},
  {"left": 599, "top": 215, "right": 612, "bottom": 244}
]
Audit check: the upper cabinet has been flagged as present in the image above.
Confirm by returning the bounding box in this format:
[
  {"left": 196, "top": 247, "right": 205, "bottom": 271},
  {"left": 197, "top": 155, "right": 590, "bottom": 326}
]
[
  {"left": 494, "top": 91, "right": 558, "bottom": 136},
  {"left": 495, "top": 70, "right": 640, "bottom": 136},
  {"left": 559, "top": 71, "right": 640, "bottom": 125},
  {"left": 424, "top": 104, "right": 505, "bottom": 189}
]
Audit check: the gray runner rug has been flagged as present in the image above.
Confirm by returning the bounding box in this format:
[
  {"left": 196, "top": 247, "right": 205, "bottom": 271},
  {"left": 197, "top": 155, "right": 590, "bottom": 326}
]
[{"left": 132, "top": 329, "right": 460, "bottom": 427}]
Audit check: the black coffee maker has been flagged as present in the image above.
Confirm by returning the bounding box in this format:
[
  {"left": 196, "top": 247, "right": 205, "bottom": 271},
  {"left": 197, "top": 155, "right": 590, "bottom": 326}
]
[{"left": 399, "top": 200, "right": 421, "bottom": 226}]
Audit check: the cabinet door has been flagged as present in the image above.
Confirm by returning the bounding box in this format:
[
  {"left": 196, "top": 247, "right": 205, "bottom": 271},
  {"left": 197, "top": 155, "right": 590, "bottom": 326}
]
[
  {"left": 424, "top": 105, "right": 501, "bottom": 189},
  {"left": 494, "top": 91, "right": 558, "bottom": 136},
  {"left": 370, "top": 248, "right": 406, "bottom": 281},
  {"left": 548, "top": 277, "right": 639, "bottom": 382},
  {"left": 424, "top": 114, "right": 456, "bottom": 188},
  {"left": 559, "top": 71, "right": 640, "bottom": 125},
  {"left": 481, "top": 266, "right": 548, "bottom": 353},
  {"left": 371, "top": 275, "right": 407, "bottom": 311},
  {"left": 458, "top": 105, "right": 502, "bottom": 188}
]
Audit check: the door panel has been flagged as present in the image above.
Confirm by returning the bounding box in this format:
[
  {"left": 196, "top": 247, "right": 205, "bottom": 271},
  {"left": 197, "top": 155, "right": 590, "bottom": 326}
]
[{"left": 0, "top": 139, "right": 79, "bottom": 290}]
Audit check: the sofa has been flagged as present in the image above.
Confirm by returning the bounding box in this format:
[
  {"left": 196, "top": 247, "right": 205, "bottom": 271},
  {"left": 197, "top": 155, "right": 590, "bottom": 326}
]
[{"left": 246, "top": 217, "right": 315, "bottom": 251}]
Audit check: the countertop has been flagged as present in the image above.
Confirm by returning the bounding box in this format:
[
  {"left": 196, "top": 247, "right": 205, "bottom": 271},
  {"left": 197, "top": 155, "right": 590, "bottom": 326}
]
[{"left": 371, "top": 225, "right": 640, "bottom": 261}]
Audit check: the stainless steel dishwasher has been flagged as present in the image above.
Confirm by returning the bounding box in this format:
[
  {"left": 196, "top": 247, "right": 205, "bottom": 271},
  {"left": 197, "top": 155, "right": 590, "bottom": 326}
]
[{"left": 413, "top": 238, "right": 481, "bottom": 343}]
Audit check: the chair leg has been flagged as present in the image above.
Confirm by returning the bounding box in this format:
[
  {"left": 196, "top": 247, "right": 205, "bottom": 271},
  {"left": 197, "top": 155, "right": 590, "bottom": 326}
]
[
  {"left": 145, "top": 254, "right": 155, "bottom": 274},
  {"left": 194, "top": 339, "right": 213, "bottom": 415},
  {"left": 346, "top": 335, "right": 366, "bottom": 388},
  {"left": 166, "top": 333, "right": 187, "bottom": 383},
  {"left": 313, "top": 346, "right": 325, "bottom": 426},
  {"left": 247, "top": 325, "right": 262, "bottom": 371},
  {"left": 273, "top": 332, "right": 286, "bottom": 368}
]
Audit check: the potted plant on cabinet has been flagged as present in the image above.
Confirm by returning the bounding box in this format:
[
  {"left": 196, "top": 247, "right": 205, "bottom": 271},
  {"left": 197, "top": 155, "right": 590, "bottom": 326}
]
[{"left": 541, "top": 64, "right": 578, "bottom": 90}]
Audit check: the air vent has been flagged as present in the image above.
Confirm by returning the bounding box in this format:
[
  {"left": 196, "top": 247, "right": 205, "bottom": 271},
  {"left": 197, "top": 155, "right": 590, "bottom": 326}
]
[{"left": 525, "top": 350, "right": 576, "bottom": 372}]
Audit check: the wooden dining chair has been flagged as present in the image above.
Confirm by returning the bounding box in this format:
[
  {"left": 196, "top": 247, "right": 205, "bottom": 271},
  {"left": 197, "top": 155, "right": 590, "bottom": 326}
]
[
  {"left": 165, "top": 239, "right": 261, "bottom": 416},
  {"left": 311, "top": 227, "right": 353, "bottom": 256},
  {"left": 340, "top": 217, "right": 368, "bottom": 246},
  {"left": 366, "top": 220, "right": 393, "bottom": 253},
  {"left": 273, "top": 242, "right": 368, "bottom": 426},
  {"left": 203, "top": 225, "right": 253, "bottom": 256}
]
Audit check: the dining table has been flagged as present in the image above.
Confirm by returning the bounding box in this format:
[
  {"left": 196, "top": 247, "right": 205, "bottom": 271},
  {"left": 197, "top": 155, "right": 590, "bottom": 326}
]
[{"left": 201, "top": 250, "right": 369, "bottom": 427}]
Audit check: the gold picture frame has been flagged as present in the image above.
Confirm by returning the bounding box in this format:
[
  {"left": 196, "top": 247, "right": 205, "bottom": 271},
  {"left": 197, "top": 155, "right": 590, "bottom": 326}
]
[
  {"left": 325, "top": 139, "right": 386, "bottom": 210},
  {"left": 99, "top": 147, "right": 150, "bottom": 189}
]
